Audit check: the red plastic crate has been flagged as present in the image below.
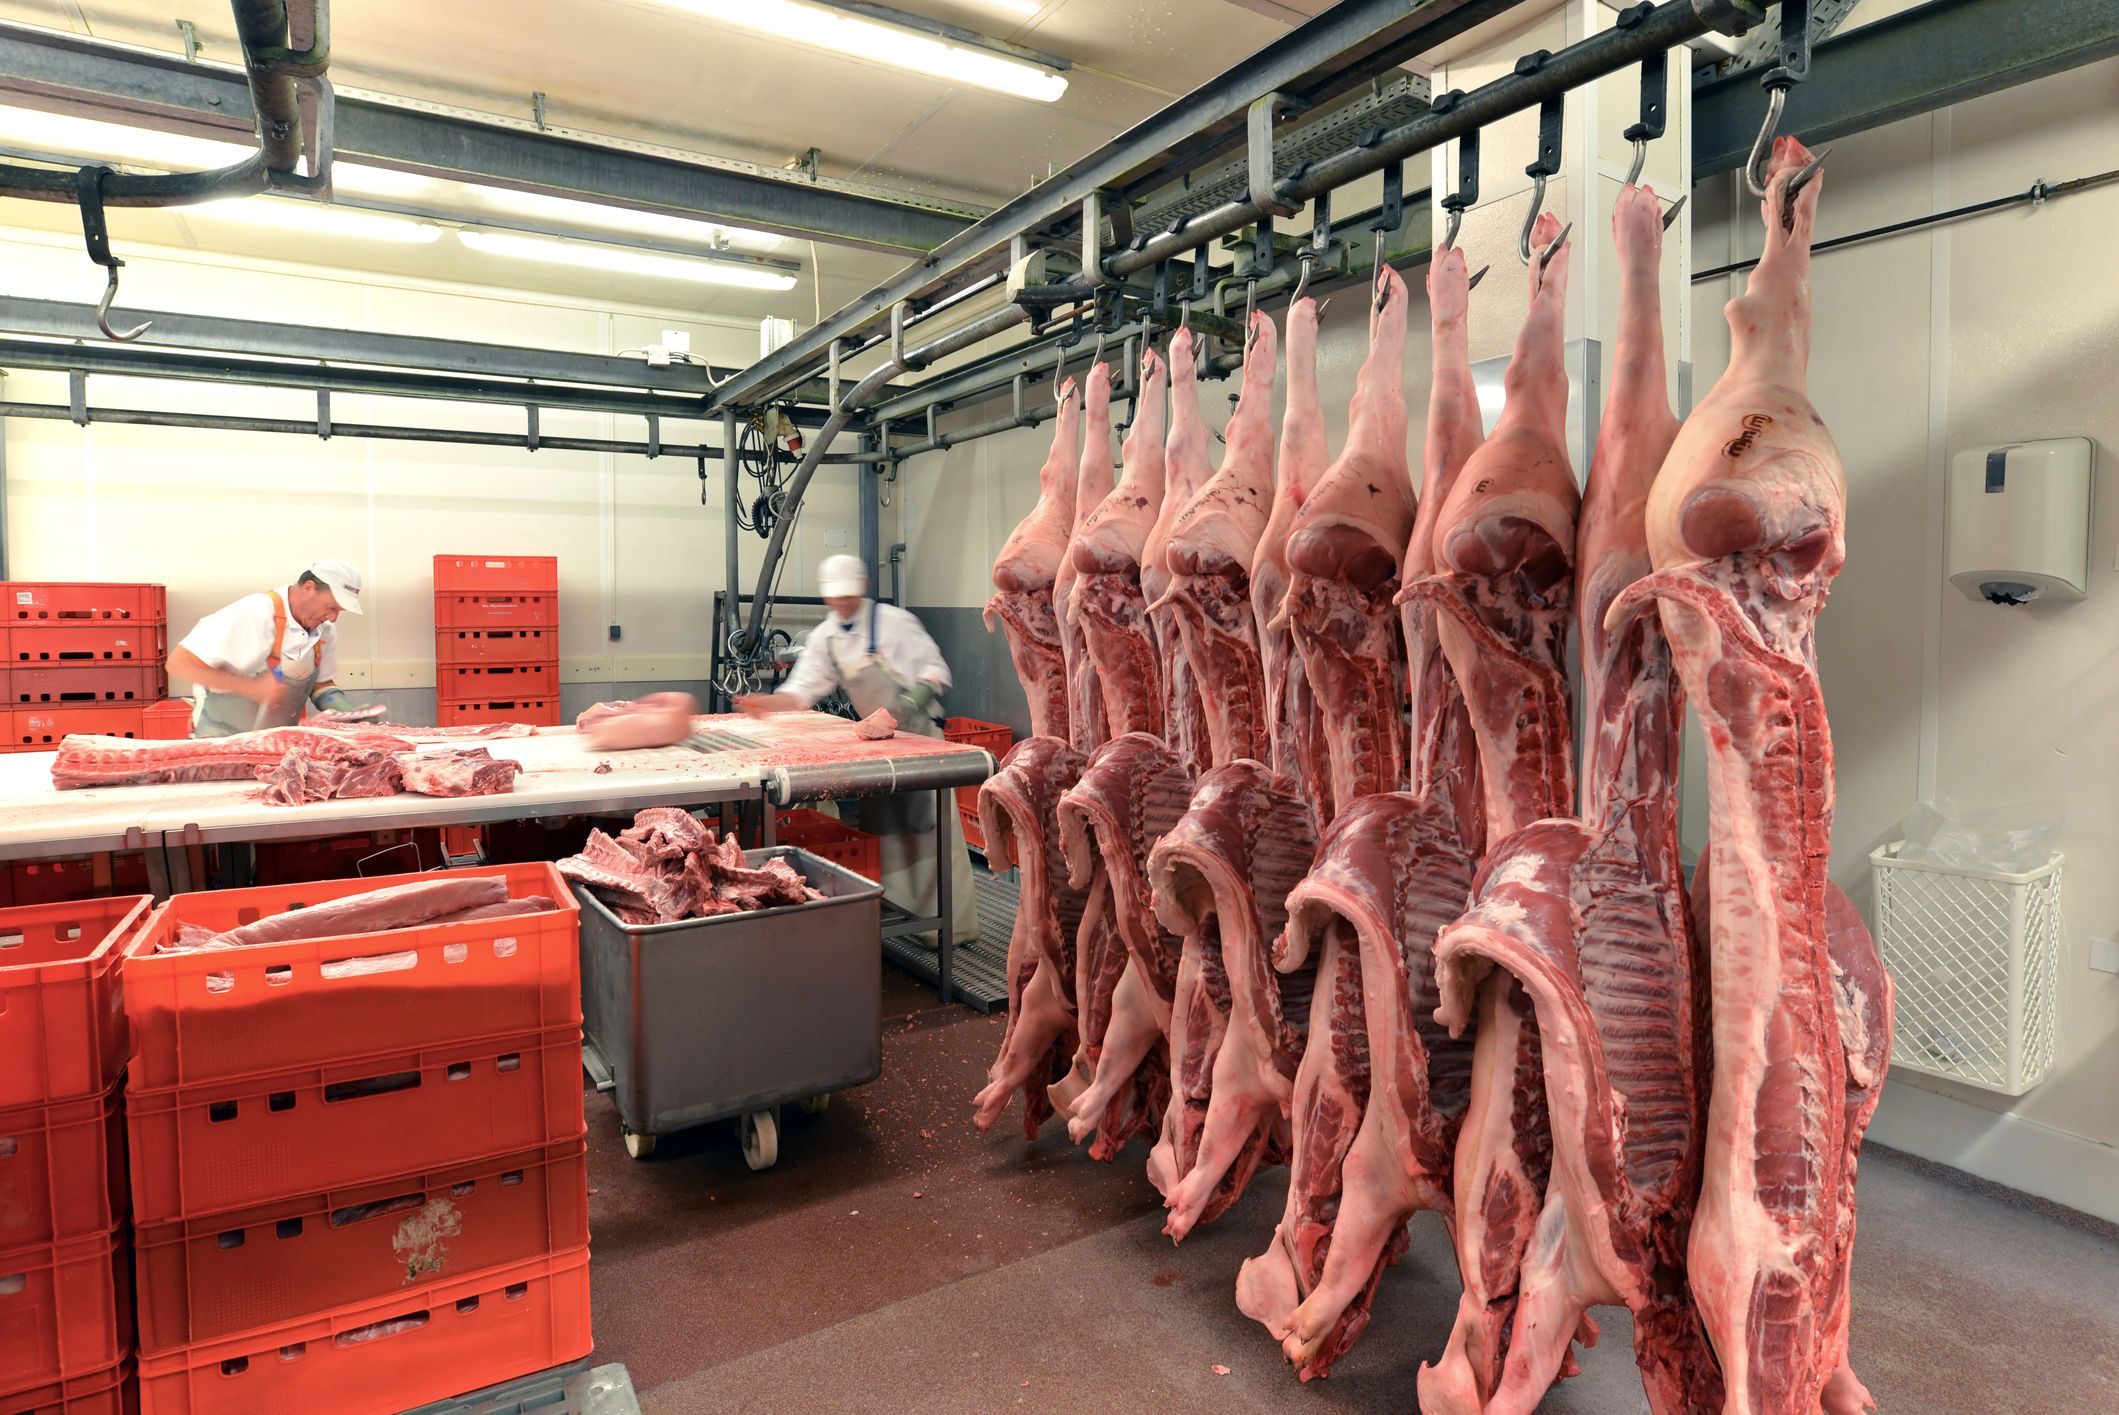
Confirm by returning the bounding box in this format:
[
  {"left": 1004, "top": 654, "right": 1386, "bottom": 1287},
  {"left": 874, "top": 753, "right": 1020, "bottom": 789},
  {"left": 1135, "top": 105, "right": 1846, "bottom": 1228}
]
[
  {"left": 433, "top": 593, "right": 558, "bottom": 630},
  {"left": 249, "top": 829, "right": 445, "bottom": 887},
  {"left": 134, "top": 1140, "right": 587, "bottom": 1355},
  {"left": 5, "top": 624, "right": 167, "bottom": 665},
  {"left": 5, "top": 666, "right": 167, "bottom": 707},
  {"left": 8, "top": 856, "right": 151, "bottom": 908},
  {"left": 436, "top": 662, "right": 560, "bottom": 702},
  {"left": 124, "top": 1026, "right": 585, "bottom": 1225},
  {"left": 773, "top": 808, "right": 881, "bottom": 882},
  {"left": 441, "top": 826, "right": 483, "bottom": 861},
  {"left": 437, "top": 699, "right": 562, "bottom": 729},
  {"left": 3, "top": 583, "right": 166, "bottom": 625},
  {"left": 0, "top": 1357, "right": 130, "bottom": 1415},
  {"left": 140, "top": 701, "right": 190, "bottom": 740},
  {"left": 0, "top": 1229, "right": 130, "bottom": 1393},
  {"left": 10, "top": 709, "right": 153, "bottom": 751},
  {"left": 0, "top": 896, "right": 152, "bottom": 1111},
  {"left": 0, "top": 1090, "right": 126, "bottom": 1252},
  {"left": 432, "top": 556, "right": 558, "bottom": 595},
  {"left": 958, "top": 801, "right": 985, "bottom": 854},
  {"left": 434, "top": 628, "right": 555, "bottom": 665},
  {"left": 136, "top": 1247, "right": 589, "bottom": 1415},
  {"left": 944, "top": 717, "right": 1010, "bottom": 820},
  {"left": 122, "top": 863, "right": 579, "bottom": 1093}
]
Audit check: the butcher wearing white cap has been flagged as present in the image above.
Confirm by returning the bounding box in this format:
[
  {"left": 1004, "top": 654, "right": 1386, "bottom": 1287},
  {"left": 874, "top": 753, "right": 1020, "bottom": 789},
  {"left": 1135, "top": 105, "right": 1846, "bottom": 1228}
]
[
  {"left": 170, "top": 559, "right": 377, "bottom": 738},
  {"left": 738, "top": 554, "right": 977, "bottom": 946}
]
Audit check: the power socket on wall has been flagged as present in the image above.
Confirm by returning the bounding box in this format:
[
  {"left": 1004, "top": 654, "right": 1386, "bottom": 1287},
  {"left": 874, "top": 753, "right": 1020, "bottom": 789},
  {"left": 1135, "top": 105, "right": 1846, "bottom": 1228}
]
[{"left": 2090, "top": 937, "right": 2119, "bottom": 975}]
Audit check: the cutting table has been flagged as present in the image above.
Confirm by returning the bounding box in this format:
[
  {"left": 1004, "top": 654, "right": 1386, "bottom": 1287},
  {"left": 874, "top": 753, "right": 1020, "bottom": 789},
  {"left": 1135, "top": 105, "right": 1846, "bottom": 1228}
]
[{"left": 0, "top": 712, "right": 997, "bottom": 1002}]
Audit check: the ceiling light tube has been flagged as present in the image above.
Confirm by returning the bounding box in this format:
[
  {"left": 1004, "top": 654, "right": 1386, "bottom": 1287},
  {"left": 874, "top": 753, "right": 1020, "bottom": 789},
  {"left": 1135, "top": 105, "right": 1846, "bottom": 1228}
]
[
  {"left": 650, "top": 0, "right": 1068, "bottom": 102},
  {"left": 187, "top": 197, "right": 445, "bottom": 244},
  {"left": 457, "top": 229, "right": 799, "bottom": 289}
]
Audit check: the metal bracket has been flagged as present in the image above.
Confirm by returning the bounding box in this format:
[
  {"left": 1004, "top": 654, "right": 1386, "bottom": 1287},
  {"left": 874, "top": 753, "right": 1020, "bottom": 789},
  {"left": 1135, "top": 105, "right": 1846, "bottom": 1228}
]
[
  {"left": 1437, "top": 100, "right": 1479, "bottom": 248},
  {"left": 75, "top": 166, "right": 149, "bottom": 342},
  {"left": 1623, "top": 35, "right": 1668, "bottom": 185},
  {"left": 1767, "top": 0, "right": 1813, "bottom": 86},
  {"left": 1245, "top": 90, "right": 1312, "bottom": 218},
  {"left": 1081, "top": 190, "right": 1131, "bottom": 287},
  {"left": 1191, "top": 246, "right": 1212, "bottom": 303},
  {"left": 68, "top": 369, "right": 86, "bottom": 426},
  {"left": 1526, "top": 89, "right": 1564, "bottom": 184},
  {"left": 1691, "top": 0, "right": 1768, "bottom": 37},
  {"left": 646, "top": 412, "right": 661, "bottom": 459},
  {"left": 175, "top": 19, "right": 200, "bottom": 63},
  {"left": 526, "top": 404, "right": 540, "bottom": 452},
  {"left": 532, "top": 90, "right": 548, "bottom": 132},
  {"left": 316, "top": 389, "right": 332, "bottom": 439}
]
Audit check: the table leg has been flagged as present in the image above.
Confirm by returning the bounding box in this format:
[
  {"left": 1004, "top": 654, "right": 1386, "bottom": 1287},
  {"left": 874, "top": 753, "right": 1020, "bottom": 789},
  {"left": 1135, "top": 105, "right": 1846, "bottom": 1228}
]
[{"left": 935, "top": 785, "right": 953, "bottom": 1007}]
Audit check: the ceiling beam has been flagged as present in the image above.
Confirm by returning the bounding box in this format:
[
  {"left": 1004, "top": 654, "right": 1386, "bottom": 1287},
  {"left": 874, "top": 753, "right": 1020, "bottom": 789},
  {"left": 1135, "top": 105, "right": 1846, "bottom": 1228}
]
[
  {"left": 0, "top": 22, "right": 978, "bottom": 257},
  {"left": 1693, "top": 0, "right": 2119, "bottom": 176}
]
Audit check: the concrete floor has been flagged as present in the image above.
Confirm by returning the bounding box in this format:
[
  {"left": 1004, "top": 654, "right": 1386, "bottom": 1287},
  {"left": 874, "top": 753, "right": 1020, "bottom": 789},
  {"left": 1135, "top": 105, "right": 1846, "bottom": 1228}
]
[{"left": 585, "top": 972, "right": 2119, "bottom": 1413}]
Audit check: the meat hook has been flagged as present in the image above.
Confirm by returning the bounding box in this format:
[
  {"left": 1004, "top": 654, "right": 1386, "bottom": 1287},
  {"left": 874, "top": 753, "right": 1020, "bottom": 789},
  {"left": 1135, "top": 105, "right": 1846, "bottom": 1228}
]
[
  {"left": 1661, "top": 194, "right": 1690, "bottom": 231},
  {"left": 1467, "top": 265, "right": 1490, "bottom": 293},
  {"left": 1779, "top": 147, "right": 1830, "bottom": 230},
  {"left": 1243, "top": 278, "right": 1259, "bottom": 348},
  {"left": 1516, "top": 173, "right": 1552, "bottom": 265},
  {"left": 76, "top": 165, "right": 149, "bottom": 342},
  {"left": 1625, "top": 136, "right": 1650, "bottom": 188},
  {"left": 1291, "top": 252, "right": 1313, "bottom": 303},
  {"left": 1743, "top": 86, "right": 1789, "bottom": 199}
]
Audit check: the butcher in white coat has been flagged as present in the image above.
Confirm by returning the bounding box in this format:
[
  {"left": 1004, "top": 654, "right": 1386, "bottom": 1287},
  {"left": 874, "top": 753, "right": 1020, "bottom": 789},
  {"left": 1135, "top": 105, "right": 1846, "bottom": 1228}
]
[
  {"left": 170, "top": 559, "right": 376, "bottom": 738},
  {"left": 737, "top": 554, "right": 978, "bottom": 946}
]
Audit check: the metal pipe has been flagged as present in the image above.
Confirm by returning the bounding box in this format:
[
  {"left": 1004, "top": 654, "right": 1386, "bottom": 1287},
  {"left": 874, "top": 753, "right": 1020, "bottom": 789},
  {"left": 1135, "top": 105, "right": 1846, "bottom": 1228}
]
[
  {"left": 1105, "top": 0, "right": 1706, "bottom": 280},
  {"left": 735, "top": 303, "right": 1028, "bottom": 657},
  {"left": 723, "top": 406, "right": 741, "bottom": 648}
]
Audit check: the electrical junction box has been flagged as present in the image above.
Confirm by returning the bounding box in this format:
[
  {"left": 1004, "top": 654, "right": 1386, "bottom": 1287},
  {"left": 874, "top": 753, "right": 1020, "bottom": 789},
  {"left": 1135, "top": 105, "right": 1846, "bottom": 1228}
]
[{"left": 1945, "top": 437, "right": 2094, "bottom": 605}]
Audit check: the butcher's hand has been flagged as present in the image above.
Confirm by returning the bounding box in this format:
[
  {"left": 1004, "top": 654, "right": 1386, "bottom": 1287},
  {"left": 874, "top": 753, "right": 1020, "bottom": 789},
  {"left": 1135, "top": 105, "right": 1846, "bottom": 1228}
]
[
  {"left": 890, "top": 680, "right": 939, "bottom": 728},
  {"left": 735, "top": 692, "right": 802, "bottom": 716},
  {"left": 240, "top": 673, "right": 283, "bottom": 707},
  {"left": 311, "top": 688, "right": 385, "bottom": 719}
]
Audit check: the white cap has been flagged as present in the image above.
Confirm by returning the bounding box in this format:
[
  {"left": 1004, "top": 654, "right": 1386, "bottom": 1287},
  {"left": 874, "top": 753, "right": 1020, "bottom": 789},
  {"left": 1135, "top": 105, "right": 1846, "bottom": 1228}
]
[
  {"left": 307, "top": 558, "right": 364, "bottom": 615},
  {"left": 818, "top": 553, "right": 868, "bottom": 598}
]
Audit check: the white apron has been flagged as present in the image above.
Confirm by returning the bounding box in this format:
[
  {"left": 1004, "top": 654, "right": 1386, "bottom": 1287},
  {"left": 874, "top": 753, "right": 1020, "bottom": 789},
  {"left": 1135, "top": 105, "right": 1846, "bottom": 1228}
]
[
  {"left": 194, "top": 590, "right": 318, "bottom": 739},
  {"left": 824, "top": 606, "right": 978, "bottom": 945}
]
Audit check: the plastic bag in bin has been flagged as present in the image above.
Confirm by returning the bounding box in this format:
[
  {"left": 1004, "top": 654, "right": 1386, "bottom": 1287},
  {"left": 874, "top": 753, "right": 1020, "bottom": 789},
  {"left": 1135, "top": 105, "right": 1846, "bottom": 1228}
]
[{"left": 1896, "top": 796, "right": 2063, "bottom": 874}]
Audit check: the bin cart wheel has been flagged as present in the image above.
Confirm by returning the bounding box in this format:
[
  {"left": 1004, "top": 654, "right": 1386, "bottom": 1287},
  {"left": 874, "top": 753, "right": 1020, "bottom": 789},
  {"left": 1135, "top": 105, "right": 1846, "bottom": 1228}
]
[
  {"left": 623, "top": 1125, "right": 658, "bottom": 1161},
  {"left": 741, "top": 1108, "right": 780, "bottom": 1171},
  {"left": 799, "top": 1093, "right": 831, "bottom": 1116}
]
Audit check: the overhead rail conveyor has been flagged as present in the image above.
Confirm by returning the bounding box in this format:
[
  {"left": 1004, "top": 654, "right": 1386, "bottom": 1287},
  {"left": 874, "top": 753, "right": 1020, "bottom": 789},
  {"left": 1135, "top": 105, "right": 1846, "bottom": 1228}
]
[{"left": 1, "top": 0, "right": 2117, "bottom": 655}]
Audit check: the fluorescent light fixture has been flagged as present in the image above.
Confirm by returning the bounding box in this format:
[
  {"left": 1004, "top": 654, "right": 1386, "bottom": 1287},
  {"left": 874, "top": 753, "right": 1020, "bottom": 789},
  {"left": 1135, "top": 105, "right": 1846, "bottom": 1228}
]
[
  {"left": 187, "top": 198, "right": 445, "bottom": 244},
  {"left": 651, "top": 0, "right": 1068, "bottom": 102},
  {"left": 457, "top": 229, "right": 798, "bottom": 289},
  {"left": 983, "top": 0, "right": 1043, "bottom": 13},
  {"left": 0, "top": 103, "right": 251, "bottom": 169}
]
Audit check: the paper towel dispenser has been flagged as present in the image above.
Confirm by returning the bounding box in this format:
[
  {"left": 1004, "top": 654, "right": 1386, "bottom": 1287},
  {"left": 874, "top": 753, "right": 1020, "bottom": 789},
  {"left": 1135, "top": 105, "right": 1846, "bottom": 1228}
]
[{"left": 1945, "top": 438, "right": 2094, "bottom": 605}]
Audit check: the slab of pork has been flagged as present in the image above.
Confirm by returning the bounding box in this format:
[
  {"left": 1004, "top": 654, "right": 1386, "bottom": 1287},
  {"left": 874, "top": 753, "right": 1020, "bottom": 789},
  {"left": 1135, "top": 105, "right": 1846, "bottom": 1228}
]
[
  {"left": 1143, "top": 328, "right": 1219, "bottom": 770},
  {"left": 1057, "top": 361, "right": 1118, "bottom": 753},
  {"left": 1160, "top": 311, "right": 1277, "bottom": 769},
  {"left": 1252, "top": 297, "right": 1331, "bottom": 812},
  {"left": 53, "top": 725, "right": 416, "bottom": 789},
  {"left": 1055, "top": 733, "right": 1194, "bottom": 1158},
  {"left": 1617, "top": 139, "right": 1891, "bottom": 1415},
  {"left": 1281, "top": 268, "right": 1416, "bottom": 821},
  {"left": 970, "top": 737, "right": 1087, "bottom": 1140},
  {"left": 1069, "top": 351, "right": 1169, "bottom": 739},
  {"left": 1146, "top": 761, "right": 1317, "bottom": 1239},
  {"left": 987, "top": 379, "right": 1081, "bottom": 741}
]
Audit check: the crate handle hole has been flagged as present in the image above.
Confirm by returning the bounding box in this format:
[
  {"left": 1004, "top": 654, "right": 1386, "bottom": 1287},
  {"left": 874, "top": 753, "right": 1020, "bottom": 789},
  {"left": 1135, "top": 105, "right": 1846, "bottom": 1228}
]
[
  {"left": 206, "top": 971, "right": 235, "bottom": 995},
  {"left": 265, "top": 965, "right": 292, "bottom": 987},
  {"left": 323, "top": 1071, "right": 419, "bottom": 1103},
  {"left": 219, "top": 1357, "right": 249, "bottom": 1377},
  {"left": 278, "top": 1343, "right": 306, "bottom": 1363},
  {"left": 59, "top": 925, "right": 81, "bottom": 941},
  {"left": 443, "top": 942, "right": 468, "bottom": 964},
  {"left": 501, "top": 1170, "right": 524, "bottom": 1186},
  {"left": 330, "top": 1191, "right": 423, "bottom": 1228},
  {"left": 335, "top": 1310, "right": 430, "bottom": 1347},
  {"left": 277, "top": 1217, "right": 303, "bottom": 1239},
  {"left": 452, "top": 1181, "right": 476, "bottom": 1197},
  {"left": 456, "top": 1296, "right": 480, "bottom": 1315},
  {"left": 446, "top": 1062, "right": 472, "bottom": 1082},
  {"left": 0, "top": 1274, "right": 22, "bottom": 1296},
  {"left": 216, "top": 1229, "right": 245, "bottom": 1250},
  {"left": 497, "top": 1053, "right": 521, "bottom": 1073},
  {"left": 494, "top": 936, "right": 518, "bottom": 959},
  {"left": 0, "top": 1137, "right": 14, "bottom": 1158},
  {"left": 268, "top": 1091, "right": 296, "bottom": 1112},
  {"left": 321, "top": 949, "right": 417, "bottom": 981},
  {"left": 504, "top": 1282, "right": 529, "bottom": 1301},
  {"left": 0, "top": 932, "right": 21, "bottom": 950},
  {"left": 208, "top": 1100, "right": 238, "bottom": 1123}
]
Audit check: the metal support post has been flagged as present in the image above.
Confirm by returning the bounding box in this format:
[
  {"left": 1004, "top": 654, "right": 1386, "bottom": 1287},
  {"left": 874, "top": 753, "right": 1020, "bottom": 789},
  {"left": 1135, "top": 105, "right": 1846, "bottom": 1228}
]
[{"left": 934, "top": 786, "right": 954, "bottom": 1006}]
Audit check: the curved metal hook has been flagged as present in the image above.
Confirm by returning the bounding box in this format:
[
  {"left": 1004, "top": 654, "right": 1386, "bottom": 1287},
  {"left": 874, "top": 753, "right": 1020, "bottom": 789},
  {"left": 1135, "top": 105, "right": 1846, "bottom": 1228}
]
[
  {"left": 95, "top": 266, "right": 149, "bottom": 342},
  {"left": 1744, "top": 86, "right": 1788, "bottom": 199},
  {"left": 1291, "top": 253, "right": 1313, "bottom": 303},
  {"left": 1625, "top": 136, "right": 1648, "bottom": 188},
  {"left": 1243, "top": 278, "right": 1258, "bottom": 343},
  {"left": 1517, "top": 173, "right": 1549, "bottom": 265},
  {"left": 1443, "top": 206, "right": 1464, "bottom": 250}
]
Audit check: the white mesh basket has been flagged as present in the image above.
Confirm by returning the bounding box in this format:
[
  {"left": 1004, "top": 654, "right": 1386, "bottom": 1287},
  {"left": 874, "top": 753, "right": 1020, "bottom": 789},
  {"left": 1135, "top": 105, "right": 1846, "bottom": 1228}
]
[{"left": 1869, "top": 842, "right": 2063, "bottom": 1096}]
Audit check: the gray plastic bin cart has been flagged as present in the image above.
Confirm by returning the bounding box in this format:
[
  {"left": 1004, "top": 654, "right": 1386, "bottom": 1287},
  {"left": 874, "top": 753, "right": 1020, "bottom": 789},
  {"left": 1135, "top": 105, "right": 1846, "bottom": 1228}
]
[{"left": 577, "top": 846, "right": 884, "bottom": 1169}]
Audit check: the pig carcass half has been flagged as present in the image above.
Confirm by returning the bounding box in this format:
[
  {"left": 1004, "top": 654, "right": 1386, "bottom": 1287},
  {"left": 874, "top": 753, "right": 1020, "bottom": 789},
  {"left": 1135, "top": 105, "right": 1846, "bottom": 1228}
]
[
  {"left": 1253, "top": 297, "right": 1331, "bottom": 817},
  {"left": 1070, "top": 350, "right": 1170, "bottom": 740},
  {"left": 1058, "top": 361, "right": 1119, "bottom": 754},
  {"left": 986, "top": 378, "right": 1081, "bottom": 743}
]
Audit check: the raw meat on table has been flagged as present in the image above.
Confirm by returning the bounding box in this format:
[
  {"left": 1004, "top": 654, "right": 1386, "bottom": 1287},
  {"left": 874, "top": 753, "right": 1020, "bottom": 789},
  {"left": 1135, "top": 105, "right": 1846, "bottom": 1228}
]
[
  {"left": 558, "top": 806, "right": 822, "bottom": 924},
  {"left": 308, "top": 710, "right": 534, "bottom": 740},
  {"left": 53, "top": 725, "right": 417, "bottom": 789},
  {"left": 1281, "top": 267, "right": 1416, "bottom": 821},
  {"left": 1160, "top": 310, "right": 1277, "bottom": 770},
  {"left": 1253, "top": 297, "right": 1330, "bottom": 810},
  {"left": 256, "top": 747, "right": 401, "bottom": 806},
  {"left": 1617, "top": 138, "right": 1890, "bottom": 1415},
  {"left": 986, "top": 378, "right": 1081, "bottom": 742},
  {"left": 971, "top": 737, "right": 1088, "bottom": 1140},
  {"left": 576, "top": 693, "right": 698, "bottom": 750},
  {"left": 853, "top": 709, "right": 896, "bottom": 740},
  {"left": 1069, "top": 350, "right": 1170, "bottom": 739},
  {"left": 1054, "top": 733, "right": 1193, "bottom": 1159},
  {"left": 1146, "top": 760, "right": 1318, "bottom": 1241},
  {"left": 394, "top": 748, "right": 523, "bottom": 798},
  {"left": 1057, "top": 361, "right": 1118, "bottom": 754}
]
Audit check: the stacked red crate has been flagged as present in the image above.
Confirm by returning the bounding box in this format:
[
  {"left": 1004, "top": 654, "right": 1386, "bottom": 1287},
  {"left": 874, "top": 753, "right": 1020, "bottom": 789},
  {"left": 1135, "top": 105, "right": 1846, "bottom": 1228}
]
[
  {"left": 0, "top": 582, "right": 191, "bottom": 751},
  {"left": 0, "top": 895, "right": 153, "bottom": 1414},
  {"left": 120, "top": 864, "right": 592, "bottom": 1414},
  {"left": 434, "top": 557, "right": 562, "bottom": 728}
]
